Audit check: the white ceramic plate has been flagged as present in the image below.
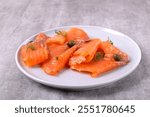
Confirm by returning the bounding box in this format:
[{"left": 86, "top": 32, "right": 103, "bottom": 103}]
[{"left": 15, "top": 25, "right": 141, "bottom": 90}]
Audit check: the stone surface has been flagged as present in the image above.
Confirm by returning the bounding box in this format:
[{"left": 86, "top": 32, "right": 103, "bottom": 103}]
[{"left": 0, "top": 0, "right": 149, "bottom": 99}]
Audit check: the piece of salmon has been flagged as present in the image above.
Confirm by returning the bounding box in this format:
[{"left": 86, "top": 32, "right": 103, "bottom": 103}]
[
  {"left": 46, "top": 35, "right": 66, "bottom": 45},
  {"left": 35, "top": 33, "right": 48, "bottom": 42},
  {"left": 20, "top": 41, "right": 49, "bottom": 67},
  {"left": 69, "top": 39, "right": 101, "bottom": 65},
  {"left": 66, "top": 27, "right": 89, "bottom": 41},
  {"left": 71, "top": 59, "right": 126, "bottom": 77},
  {"left": 47, "top": 44, "right": 69, "bottom": 57},
  {"left": 70, "top": 41, "right": 129, "bottom": 77},
  {"left": 41, "top": 45, "right": 77, "bottom": 75},
  {"left": 99, "top": 40, "right": 129, "bottom": 62}
]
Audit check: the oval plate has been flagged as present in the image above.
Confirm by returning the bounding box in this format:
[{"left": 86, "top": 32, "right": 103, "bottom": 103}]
[{"left": 15, "top": 25, "right": 141, "bottom": 90}]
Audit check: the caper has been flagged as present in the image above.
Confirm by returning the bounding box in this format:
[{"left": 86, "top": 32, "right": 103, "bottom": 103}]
[
  {"left": 113, "top": 54, "right": 121, "bottom": 61},
  {"left": 67, "top": 40, "right": 76, "bottom": 48}
]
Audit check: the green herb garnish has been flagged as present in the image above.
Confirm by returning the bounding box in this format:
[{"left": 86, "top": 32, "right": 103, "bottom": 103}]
[
  {"left": 67, "top": 40, "right": 76, "bottom": 48},
  {"left": 93, "top": 52, "right": 104, "bottom": 61},
  {"left": 27, "top": 45, "right": 36, "bottom": 51},
  {"left": 113, "top": 54, "right": 121, "bottom": 61},
  {"left": 55, "top": 56, "right": 59, "bottom": 60},
  {"left": 108, "top": 37, "right": 113, "bottom": 45},
  {"left": 55, "top": 30, "right": 67, "bottom": 37}
]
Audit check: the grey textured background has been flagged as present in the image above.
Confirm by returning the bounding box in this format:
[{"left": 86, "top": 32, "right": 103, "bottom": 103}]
[{"left": 0, "top": 0, "right": 149, "bottom": 100}]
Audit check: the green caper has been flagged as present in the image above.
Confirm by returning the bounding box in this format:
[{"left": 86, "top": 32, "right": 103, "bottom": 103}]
[
  {"left": 67, "top": 40, "right": 76, "bottom": 48},
  {"left": 93, "top": 52, "right": 105, "bottom": 61},
  {"left": 113, "top": 54, "right": 121, "bottom": 61}
]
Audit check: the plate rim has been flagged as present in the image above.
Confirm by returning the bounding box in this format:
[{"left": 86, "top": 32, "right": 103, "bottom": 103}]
[{"left": 15, "top": 25, "right": 142, "bottom": 89}]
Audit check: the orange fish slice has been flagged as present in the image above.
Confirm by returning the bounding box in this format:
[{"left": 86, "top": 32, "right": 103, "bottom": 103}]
[
  {"left": 35, "top": 33, "right": 49, "bottom": 42},
  {"left": 69, "top": 39, "right": 101, "bottom": 65},
  {"left": 42, "top": 45, "right": 77, "bottom": 75},
  {"left": 47, "top": 44, "right": 68, "bottom": 57},
  {"left": 46, "top": 35, "right": 66, "bottom": 45},
  {"left": 67, "top": 27, "right": 89, "bottom": 41},
  {"left": 99, "top": 40, "right": 129, "bottom": 62},
  {"left": 20, "top": 41, "right": 49, "bottom": 67},
  {"left": 70, "top": 59, "right": 126, "bottom": 77},
  {"left": 70, "top": 41, "right": 129, "bottom": 77}
]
